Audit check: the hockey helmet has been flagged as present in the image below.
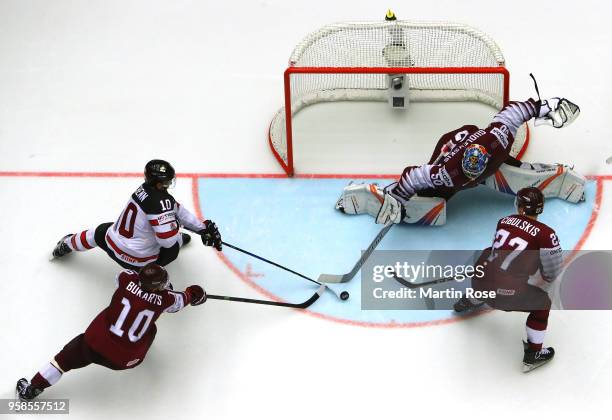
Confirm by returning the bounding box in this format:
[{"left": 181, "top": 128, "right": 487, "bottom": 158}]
[
  {"left": 515, "top": 187, "right": 544, "bottom": 216},
  {"left": 145, "top": 159, "right": 176, "bottom": 188},
  {"left": 139, "top": 263, "right": 169, "bottom": 291}
]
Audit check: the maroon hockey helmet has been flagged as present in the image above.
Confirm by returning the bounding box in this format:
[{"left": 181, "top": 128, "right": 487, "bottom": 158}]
[
  {"left": 515, "top": 187, "right": 544, "bottom": 216},
  {"left": 139, "top": 263, "right": 169, "bottom": 291}
]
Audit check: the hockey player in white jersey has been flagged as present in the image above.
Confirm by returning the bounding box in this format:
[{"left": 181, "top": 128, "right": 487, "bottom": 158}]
[{"left": 51, "top": 159, "right": 221, "bottom": 270}]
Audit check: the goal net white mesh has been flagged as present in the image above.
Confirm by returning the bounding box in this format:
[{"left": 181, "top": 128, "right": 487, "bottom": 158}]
[{"left": 269, "top": 20, "right": 528, "bottom": 175}]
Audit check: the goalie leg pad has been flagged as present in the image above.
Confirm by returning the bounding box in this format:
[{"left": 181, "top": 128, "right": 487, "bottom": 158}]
[
  {"left": 484, "top": 163, "right": 586, "bottom": 203},
  {"left": 335, "top": 183, "right": 446, "bottom": 225},
  {"left": 335, "top": 183, "right": 385, "bottom": 217}
]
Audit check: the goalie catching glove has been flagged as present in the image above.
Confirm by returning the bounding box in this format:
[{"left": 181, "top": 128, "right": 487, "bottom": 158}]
[
  {"left": 536, "top": 98, "right": 580, "bottom": 128},
  {"left": 198, "top": 220, "right": 222, "bottom": 251}
]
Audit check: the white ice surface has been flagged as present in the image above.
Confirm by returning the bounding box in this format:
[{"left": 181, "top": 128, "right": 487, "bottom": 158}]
[{"left": 0, "top": 1, "right": 611, "bottom": 419}]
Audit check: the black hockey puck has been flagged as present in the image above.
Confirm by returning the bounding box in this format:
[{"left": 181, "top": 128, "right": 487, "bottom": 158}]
[{"left": 340, "top": 291, "right": 350, "bottom": 301}]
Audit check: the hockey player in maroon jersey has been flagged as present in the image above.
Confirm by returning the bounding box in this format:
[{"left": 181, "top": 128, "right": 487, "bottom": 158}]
[
  {"left": 454, "top": 187, "right": 562, "bottom": 372},
  {"left": 50, "top": 159, "right": 222, "bottom": 270},
  {"left": 335, "top": 97, "right": 584, "bottom": 226},
  {"left": 16, "top": 263, "right": 206, "bottom": 401}
]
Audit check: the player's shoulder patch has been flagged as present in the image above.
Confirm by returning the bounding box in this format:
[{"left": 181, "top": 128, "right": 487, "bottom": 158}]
[
  {"left": 132, "top": 183, "right": 177, "bottom": 215},
  {"left": 489, "top": 124, "right": 510, "bottom": 149},
  {"left": 432, "top": 166, "right": 453, "bottom": 187}
]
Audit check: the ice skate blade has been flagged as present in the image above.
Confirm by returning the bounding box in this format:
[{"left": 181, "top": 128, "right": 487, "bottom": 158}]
[
  {"left": 49, "top": 253, "right": 59, "bottom": 262},
  {"left": 522, "top": 359, "right": 552, "bottom": 373},
  {"left": 49, "top": 252, "right": 71, "bottom": 262}
]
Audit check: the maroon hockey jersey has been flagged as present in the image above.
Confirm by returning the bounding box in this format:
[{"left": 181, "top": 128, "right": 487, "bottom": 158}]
[
  {"left": 478, "top": 214, "right": 563, "bottom": 295},
  {"left": 84, "top": 270, "right": 189, "bottom": 368},
  {"left": 389, "top": 99, "right": 541, "bottom": 202}
]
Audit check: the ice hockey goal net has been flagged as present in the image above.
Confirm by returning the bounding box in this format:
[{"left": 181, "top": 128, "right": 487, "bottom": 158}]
[{"left": 268, "top": 20, "right": 529, "bottom": 176}]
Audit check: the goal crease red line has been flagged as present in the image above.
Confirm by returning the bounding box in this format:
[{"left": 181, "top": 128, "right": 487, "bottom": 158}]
[
  {"left": 0, "top": 171, "right": 609, "bottom": 179},
  {"left": 190, "top": 175, "right": 605, "bottom": 329}
]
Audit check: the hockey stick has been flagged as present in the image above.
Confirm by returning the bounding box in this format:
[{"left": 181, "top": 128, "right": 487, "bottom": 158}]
[
  {"left": 316, "top": 152, "right": 448, "bottom": 285},
  {"left": 317, "top": 222, "right": 394, "bottom": 284},
  {"left": 221, "top": 241, "right": 347, "bottom": 300},
  {"left": 222, "top": 241, "right": 321, "bottom": 287},
  {"left": 312, "top": 120, "right": 476, "bottom": 288},
  {"left": 207, "top": 285, "right": 325, "bottom": 309},
  {"left": 392, "top": 272, "right": 457, "bottom": 289}
]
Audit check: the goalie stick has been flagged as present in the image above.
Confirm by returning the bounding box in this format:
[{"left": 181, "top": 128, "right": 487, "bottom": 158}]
[
  {"left": 317, "top": 222, "right": 393, "bottom": 284},
  {"left": 207, "top": 285, "right": 326, "bottom": 309},
  {"left": 317, "top": 151, "right": 449, "bottom": 285},
  {"left": 392, "top": 272, "right": 457, "bottom": 289},
  {"left": 392, "top": 273, "right": 459, "bottom": 310}
]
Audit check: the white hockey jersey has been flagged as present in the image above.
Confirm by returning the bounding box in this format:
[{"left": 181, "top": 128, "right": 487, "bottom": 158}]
[{"left": 105, "top": 183, "right": 205, "bottom": 266}]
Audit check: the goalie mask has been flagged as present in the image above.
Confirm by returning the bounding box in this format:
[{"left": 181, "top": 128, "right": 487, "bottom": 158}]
[{"left": 462, "top": 144, "right": 490, "bottom": 180}]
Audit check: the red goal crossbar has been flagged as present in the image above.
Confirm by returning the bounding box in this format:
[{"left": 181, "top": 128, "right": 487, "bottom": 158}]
[{"left": 269, "top": 66, "right": 512, "bottom": 177}]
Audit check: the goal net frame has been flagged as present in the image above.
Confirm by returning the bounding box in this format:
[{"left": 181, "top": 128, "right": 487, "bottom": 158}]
[{"left": 268, "top": 21, "right": 530, "bottom": 177}]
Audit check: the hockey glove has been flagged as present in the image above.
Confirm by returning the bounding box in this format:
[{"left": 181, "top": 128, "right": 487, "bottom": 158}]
[
  {"left": 198, "top": 220, "right": 222, "bottom": 251},
  {"left": 185, "top": 285, "right": 207, "bottom": 306},
  {"left": 535, "top": 98, "right": 580, "bottom": 128}
]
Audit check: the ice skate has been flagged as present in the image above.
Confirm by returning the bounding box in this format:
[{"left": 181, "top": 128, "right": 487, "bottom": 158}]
[
  {"left": 50, "top": 234, "right": 73, "bottom": 260},
  {"left": 523, "top": 341, "right": 555, "bottom": 373},
  {"left": 16, "top": 378, "right": 43, "bottom": 402}
]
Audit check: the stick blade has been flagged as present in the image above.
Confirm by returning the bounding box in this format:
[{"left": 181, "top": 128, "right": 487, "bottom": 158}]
[{"left": 316, "top": 273, "right": 348, "bottom": 284}]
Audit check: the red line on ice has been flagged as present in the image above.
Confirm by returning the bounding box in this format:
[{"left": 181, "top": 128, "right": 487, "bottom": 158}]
[{"left": 1, "top": 170, "right": 606, "bottom": 328}]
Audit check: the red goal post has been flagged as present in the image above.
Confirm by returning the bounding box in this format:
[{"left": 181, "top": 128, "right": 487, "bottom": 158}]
[{"left": 268, "top": 21, "right": 530, "bottom": 176}]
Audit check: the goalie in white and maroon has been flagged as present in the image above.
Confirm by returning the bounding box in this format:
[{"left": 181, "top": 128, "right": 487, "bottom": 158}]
[
  {"left": 336, "top": 97, "right": 585, "bottom": 226},
  {"left": 16, "top": 263, "right": 207, "bottom": 401},
  {"left": 51, "top": 159, "right": 222, "bottom": 270}
]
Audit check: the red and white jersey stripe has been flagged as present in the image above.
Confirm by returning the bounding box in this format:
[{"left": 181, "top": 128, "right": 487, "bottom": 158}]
[
  {"left": 68, "top": 230, "right": 96, "bottom": 251},
  {"left": 105, "top": 183, "right": 205, "bottom": 266}
]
